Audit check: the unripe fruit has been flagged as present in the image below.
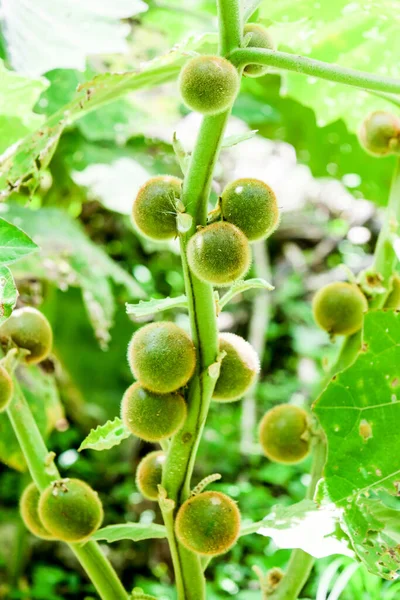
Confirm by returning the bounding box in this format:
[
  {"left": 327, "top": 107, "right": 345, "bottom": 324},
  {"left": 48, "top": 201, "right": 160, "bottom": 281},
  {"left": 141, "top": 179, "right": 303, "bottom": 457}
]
[
  {"left": 20, "top": 482, "right": 54, "bottom": 540},
  {"left": 312, "top": 282, "right": 368, "bottom": 336},
  {"left": 175, "top": 491, "right": 240, "bottom": 556},
  {"left": 0, "top": 365, "right": 13, "bottom": 412},
  {"left": 136, "top": 451, "right": 166, "bottom": 500},
  {"left": 187, "top": 222, "right": 251, "bottom": 286},
  {"left": 243, "top": 23, "right": 275, "bottom": 78},
  {"left": 132, "top": 176, "right": 182, "bottom": 240},
  {"left": 38, "top": 478, "right": 103, "bottom": 543},
  {"left": 221, "top": 178, "right": 279, "bottom": 242},
  {"left": 358, "top": 111, "right": 400, "bottom": 157},
  {"left": 213, "top": 333, "right": 260, "bottom": 402},
  {"left": 179, "top": 56, "right": 240, "bottom": 115},
  {"left": 0, "top": 307, "right": 52, "bottom": 364},
  {"left": 121, "top": 383, "right": 186, "bottom": 442},
  {"left": 128, "top": 322, "right": 196, "bottom": 393},
  {"left": 259, "top": 404, "right": 310, "bottom": 464},
  {"left": 385, "top": 275, "right": 400, "bottom": 309}
]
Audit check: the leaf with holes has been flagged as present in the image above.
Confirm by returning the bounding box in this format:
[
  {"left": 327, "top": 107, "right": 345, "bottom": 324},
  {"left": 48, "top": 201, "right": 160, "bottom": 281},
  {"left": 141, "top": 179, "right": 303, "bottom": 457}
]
[{"left": 79, "top": 418, "right": 131, "bottom": 452}]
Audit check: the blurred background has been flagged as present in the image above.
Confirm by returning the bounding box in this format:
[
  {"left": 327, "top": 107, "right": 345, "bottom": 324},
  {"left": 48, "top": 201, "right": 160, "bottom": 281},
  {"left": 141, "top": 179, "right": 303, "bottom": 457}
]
[{"left": 0, "top": 1, "right": 400, "bottom": 598}]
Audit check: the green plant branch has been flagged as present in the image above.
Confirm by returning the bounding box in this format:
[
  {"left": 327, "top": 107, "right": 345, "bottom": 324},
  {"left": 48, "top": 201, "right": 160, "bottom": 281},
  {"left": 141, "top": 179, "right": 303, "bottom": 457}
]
[
  {"left": 217, "top": 0, "right": 242, "bottom": 56},
  {"left": 6, "top": 376, "right": 128, "bottom": 600},
  {"left": 229, "top": 48, "right": 400, "bottom": 95}
]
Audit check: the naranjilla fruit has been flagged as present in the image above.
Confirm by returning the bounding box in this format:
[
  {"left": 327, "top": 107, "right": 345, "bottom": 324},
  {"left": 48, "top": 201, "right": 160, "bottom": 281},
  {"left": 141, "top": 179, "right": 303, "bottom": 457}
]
[
  {"left": 39, "top": 479, "right": 103, "bottom": 543},
  {"left": 121, "top": 383, "right": 186, "bottom": 442},
  {"left": 259, "top": 404, "right": 310, "bottom": 464},
  {"left": 243, "top": 23, "right": 275, "bottom": 78},
  {"left": 0, "top": 365, "right": 13, "bottom": 412},
  {"left": 221, "top": 178, "right": 279, "bottom": 242},
  {"left": 385, "top": 275, "right": 400, "bottom": 309},
  {"left": 312, "top": 282, "right": 368, "bottom": 336},
  {"left": 20, "top": 482, "right": 55, "bottom": 540},
  {"left": 132, "top": 176, "right": 182, "bottom": 240},
  {"left": 0, "top": 307, "right": 53, "bottom": 364},
  {"left": 175, "top": 491, "right": 240, "bottom": 556},
  {"left": 179, "top": 55, "right": 240, "bottom": 115},
  {"left": 213, "top": 333, "right": 260, "bottom": 402},
  {"left": 136, "top": 451, "right": 166, "bottom": 500},
  {"left": 187, "top": 222, "right": 251, "bottom": 286},
  {"left": 358, "top": 111, "right": 400, "bottom": 156},
  {"left": 128, "top": 322, "right": 196, "bottom": 393}
]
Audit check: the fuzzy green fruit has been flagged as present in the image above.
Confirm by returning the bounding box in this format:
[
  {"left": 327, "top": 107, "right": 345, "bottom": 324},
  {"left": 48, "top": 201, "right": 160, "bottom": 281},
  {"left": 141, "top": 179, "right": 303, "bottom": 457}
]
[
  {"left": 187, "top": 222, "right": 251, "bottom": 286},
  {"left": 136, "top": 451, "right": 166, "bottom": 500},
  {"left": 20, "top": 482, "right": 55, "bottom": 540},
  {"left": 121, "top": 383, "right": 186, "bottom": 442},
  {"left": 312, "top": 282, "right": 368, "bottom": 336},
  {"left": 175, "top": 491, "right": 240, "bottom": 556},
  {"left": 259, "top": 404, "right": 310, "bottom": 464},
  {"left": 358, "top": 111, "right": 400, "bottom": 157},
  {"left": 213, "top": 333, "right": 260, "bottom": 402},
  {"left": 132, "top": 176, "right": 182, "bottom": 240},
  {"left": 385, "top": 275, "right": 400, "bottom": 309},
  {"left": 128, "top": 322, "right": 196, "bottom": 393},
  {"left": 39, "top": 479, "right": 103, "bottom": 543},
  {"left": 179, "top": 55, "right": 240, "bottom": 115},
  {"left": 0, "top": 307, "right": 52, "bottom": 364},
  {"left": 0, "top": 365, "right": 13, "bottom": 412},
  {"left": 221, "top": 178, "right": 279, "bottom": 241},
  {"left": 243, "top": 23, "right": 275, "bottom": 78}
]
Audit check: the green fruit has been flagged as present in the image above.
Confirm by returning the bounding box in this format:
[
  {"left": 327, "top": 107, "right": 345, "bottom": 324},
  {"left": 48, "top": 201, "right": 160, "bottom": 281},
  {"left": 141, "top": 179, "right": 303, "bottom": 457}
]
[
  {"left": 243, "top": 23, "right": 275, "bottom": 78},
  {"left": 179, "top": 55, "right": 240, "bottom": 115},
  {"left": 213, "top": 333, "right": 259, "bottom": 402},
  {"left": 136, "top": 451, "right": 166, "bottom": 500},
  {"left": 221, "top": 178, "right": 279, "bottom": 241},
  {"left": 187, "top": 222, "right": 251, "bottom": 287},
  {"left": 132, "top": 176, "right": 182, "bottom": 240},
  {"left": 175, "top": 491, "right": 240, "bottom": 556},
  {"left": 128, "top": 322, "right": 196, "bottom": 393},
  {"left": 0, "top": 365, "right": 13, "bottom": 412},
  {"left": 0, "top": 307, "right": 52, "bottom": 364},
  {"left": 385, "top": 275, "right": 400, "bottom": 309},
  {"left": 358, "top": 111, "right": 400, "bottom": 156},
  {"left": 312, "top": 282, "right": 368, "bottom": 336},
  {"left": 259, "top": 404, "right": 310, "bottom": 464},
  {"left": 121, "top": 383, "right": 186, "bottom": 442},
  {"left": 20, "top": 482, "right": 55, "bottom": 540},
  {"left": 39, "top": 478, "right": 103, "bottom": 543}
]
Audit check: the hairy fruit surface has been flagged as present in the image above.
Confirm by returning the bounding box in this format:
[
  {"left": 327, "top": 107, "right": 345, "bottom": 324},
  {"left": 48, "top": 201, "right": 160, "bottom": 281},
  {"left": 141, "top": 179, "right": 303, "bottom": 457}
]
[
  {"left": 259, "top": 404, "right": 310, "bottom": 464},
  {"left": 0, "top": 365, "right": 13, "bottom": 412},
  {"left": 132, "top": 176, "right": 182, "bottom": 240},
  {"left": 312, "top": 282, "right": 368, "bottom": 336},
  {"left": 243, "top": 23, "right": 275, "bottom": 78},
  {"left": 20, "top": 482, "right": 55, "bottom": 540},
  {"left": 136, "top": 451, "right": 166, "bottom": 500},
  {"left": 213, "top": 333, "right": 259, "bottom": 402},
  {"left": 358, "top": 111, "right": 400, "bottom": 156},
  {"left": 0, "top": 307, "right": 53, "bottom": 364}
]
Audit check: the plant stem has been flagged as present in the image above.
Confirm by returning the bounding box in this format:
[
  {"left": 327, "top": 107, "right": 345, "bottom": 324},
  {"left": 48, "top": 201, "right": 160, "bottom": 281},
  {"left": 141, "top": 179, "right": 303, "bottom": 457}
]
[
  {"left": 229, "top": 48, "right": 400, "bottom": 95},
  {"left": 217, "top": 0, "right": 242, "bottom": 56},
  {"left": 6, "top": 376, "right": 128, "bottom": 600}
]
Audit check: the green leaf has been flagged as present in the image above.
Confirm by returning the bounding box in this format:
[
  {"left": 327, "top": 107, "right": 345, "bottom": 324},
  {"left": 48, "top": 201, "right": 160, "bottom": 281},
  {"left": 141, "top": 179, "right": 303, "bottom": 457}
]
[
  {"left": 92, "top": 522, "right": 167, "bottom": 543},
  {"left": 79, "top": 418, "right": 130, "bottom": 452},
  {"left": 126, "top": 295, "right": 188, "bottom": 318},
  {"left": 314, "top": 310, "right": 400, "bottom": 579},
  {"left": 242, "top": 0, "right": 262, "bottom": 23},
  {"left": 219, "top": 278, "right": 274, "bottom": 310},
  {"left": 0, "top": 217, "right": 38, "bottom": 265},
  {"left": 0, "top": 266, "right": 18, "bottom": 325},
  {"left": 221, "top": 130, "right": 258, "bottom": 148}
]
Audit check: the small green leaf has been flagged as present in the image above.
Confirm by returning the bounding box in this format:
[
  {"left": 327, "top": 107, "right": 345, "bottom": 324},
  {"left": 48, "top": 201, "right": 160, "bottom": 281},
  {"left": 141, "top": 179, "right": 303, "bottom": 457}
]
[
  {"left": 219, "top": 278, "right": 274, "bottom": 310},
  {"left": 79, "top": 417, "right": 131, "bottom": 452},
  {"left": 0, "top": 218, "right": 38, "bottom": 265},
  {"left": 173, "top": 131, "right": 189, "bottom": 175},
  {"left": 221, "top": 130, "right": 258, "bottom": 148},
  {"left": 0, "top": 266, "right": 18, "bottom": 324},
  {"left": 92, "top": 522, "right": 167, "bottom": 543},
  {"left": 242, "top": 0, "right": 262, "bottom": 23},
  {"left": 126, "top": 295, "right": 188, "bottom": 318}
]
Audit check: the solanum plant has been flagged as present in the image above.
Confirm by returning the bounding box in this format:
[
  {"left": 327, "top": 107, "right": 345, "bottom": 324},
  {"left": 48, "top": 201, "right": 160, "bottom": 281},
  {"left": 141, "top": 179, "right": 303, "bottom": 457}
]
[{"left": 2, "top": 1, "right": 400, "bottom": 600}]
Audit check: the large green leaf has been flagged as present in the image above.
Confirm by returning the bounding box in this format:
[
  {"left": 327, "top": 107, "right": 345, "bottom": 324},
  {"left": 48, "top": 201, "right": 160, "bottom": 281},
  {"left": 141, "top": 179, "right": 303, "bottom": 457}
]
[
  {"left": 0, "top": 217, "right": 38, "bottom": 265},
  {"left": 315, "top": 310, "right": 400, "bottom": 579}
]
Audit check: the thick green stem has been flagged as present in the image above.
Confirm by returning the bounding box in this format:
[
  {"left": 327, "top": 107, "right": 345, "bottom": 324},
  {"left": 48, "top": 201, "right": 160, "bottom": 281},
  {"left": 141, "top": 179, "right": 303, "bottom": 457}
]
[
  {"left": 217, "top": 0, "right": 242, "bottom": 56},
  {"left": 230, "top": 48, "right": 400, "bottom": 95}
]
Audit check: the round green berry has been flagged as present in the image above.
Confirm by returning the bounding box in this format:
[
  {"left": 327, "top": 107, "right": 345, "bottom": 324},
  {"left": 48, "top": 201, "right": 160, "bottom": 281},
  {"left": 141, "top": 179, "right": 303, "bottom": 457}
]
[
  {"left": 187, "top": 222, "right": 251, "bottom": 287},
  {"left": 136, "top": 451, "right": 166, "bottom": 500},
  {"left": 179, "top": 55, "right": 240, "bottom": 115},
  {"left": 221, "top": 178, "right": 279, "bottom": 241},
  {"left": 132, "top": 176, "right": 182, "bottom": 240},
  {"left": 312, "top": 282, "right": 368, "bottom": 336},
  {"left": 128, "top": 322, "right": 196, "bottom": 394},
  {"left": 385, "top": 275, "right": 400, "bottom": 309},
  {"left": 358, "top": 111, "right": 400, "bottom": 157},
  {"left": 38, "top": 479, "right": 103, "bottom": 543},
  {"left": 213, "top": 333, "right": 259, "bottom": 402},
  {"left": 175, "top": 491, "right": 240, "bottom": 556},
  {"left": 259, "top": 404, "right": 310, "bottom": 464},
  {"left": 243, "top": 23, "right": 275, "bottom": 78},
  {"left": 20, "top": 482, "right": 55, "bottom": 540},
  {"left": 0, "top": 365, "right": 13, "bottom": 412},
  {"left": 0, "top": 307, "right": 52, "bottom": 364},
  {"left": 121, "top": 383, "right": 186, "bottom": 442}
]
